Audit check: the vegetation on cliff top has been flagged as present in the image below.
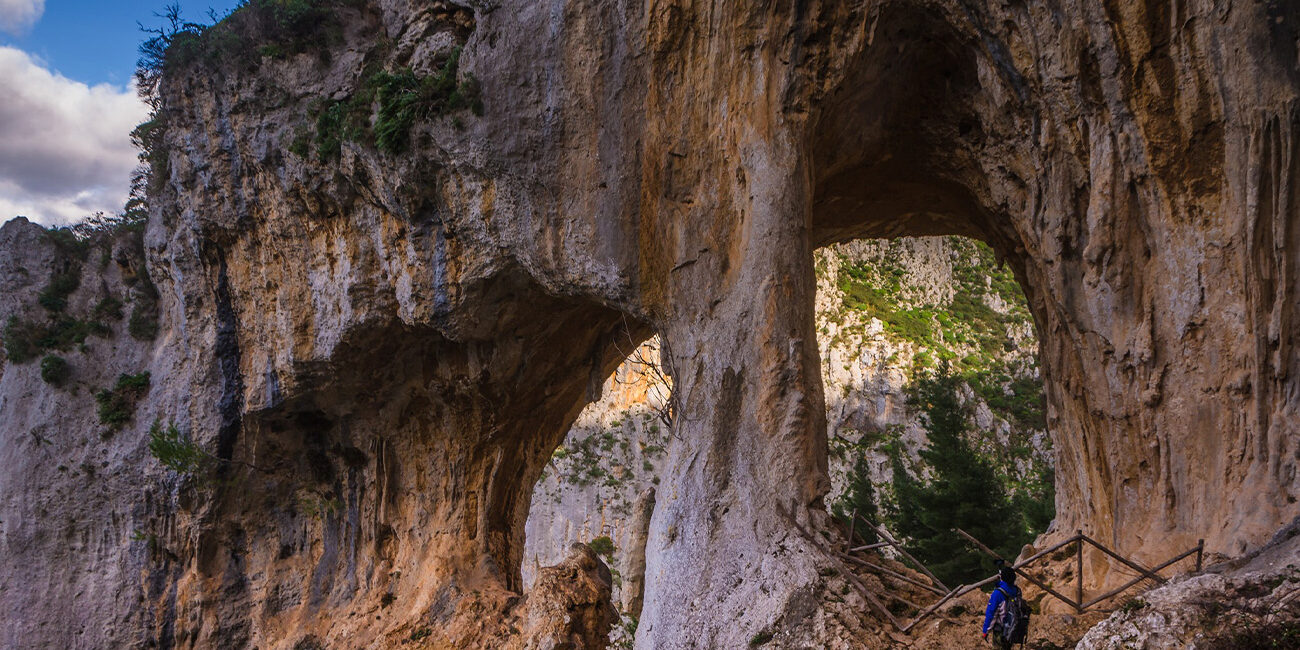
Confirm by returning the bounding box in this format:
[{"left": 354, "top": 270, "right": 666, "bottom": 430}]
[
  {"left": 137, "top": 0, "right": 483, "bottom": 174},
  {"left": 138, "top": 0, "right": 366, "bottom": 82}
]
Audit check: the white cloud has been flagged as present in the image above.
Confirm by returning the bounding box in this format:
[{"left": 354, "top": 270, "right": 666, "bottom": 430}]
[
  {"left": 0, "top": 46, "right": 148, "bottom": 226},
  {"left": 0, "top": 0, "right": 43, "bottom": 36}
]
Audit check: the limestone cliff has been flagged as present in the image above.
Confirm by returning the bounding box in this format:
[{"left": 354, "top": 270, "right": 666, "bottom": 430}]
[{"left": 1, "top": 0, "right": 1298, "bottom": 648}]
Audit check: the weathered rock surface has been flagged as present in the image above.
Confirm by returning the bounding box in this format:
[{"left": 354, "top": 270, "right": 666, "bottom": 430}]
[{"left": 2, "top": 0, "right": 1299, "bottom": 648}]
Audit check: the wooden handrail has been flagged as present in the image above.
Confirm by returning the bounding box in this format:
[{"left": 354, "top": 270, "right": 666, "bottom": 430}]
[
  {"left": 1078, "top": 533, "right": 1168, "bottom": 585},
  {"left": 784, "top": 507, "right": 1207, "bottom": 636},
  {"left": 1076, "top": 530, "right": 1084, "bottom": 614},
  {"left": 1011, "top": 533, "right": 1083, "bottom": 568},
  {"left": 902, "top": 574, "right": 1000, "bottom": 632},
  {"left": 848, "top": 541, "right": 893, "bottom": 553},
  {"left": 865, "top": 516, "right": 950, "bottom": 592},
  {"left": 839, "top": 553, "right": 948, "bottom": 596},
  {"left": 954, "top": 527, "right": 1082, "bottom": 610},
  {"left": 950, "top": 527, "right": 1204, "bottom": 621},
  {"left": 1081, "top": 544, "right": 1203, "bottom": 609},
  {"left": 781, "top": 507, "right": 902, "bottom": 630}
]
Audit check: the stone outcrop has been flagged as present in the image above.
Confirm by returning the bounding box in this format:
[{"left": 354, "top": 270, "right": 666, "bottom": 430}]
[{"left": 2, "top": 0, "right": 1299, "bottom": 648}]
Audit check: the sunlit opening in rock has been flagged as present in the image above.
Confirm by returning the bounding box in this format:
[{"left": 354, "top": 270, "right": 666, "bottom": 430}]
[{"left": 818, "top": 236, "right": 1054, "bottom": 589}]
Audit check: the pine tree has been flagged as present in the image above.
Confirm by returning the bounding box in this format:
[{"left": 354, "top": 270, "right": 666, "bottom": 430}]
[
  {"left": 890, "top": 364, "right": 1026, "bottom": 586},
  {"left": 833, "top": 453, "right": 880, "bottom": 545}
]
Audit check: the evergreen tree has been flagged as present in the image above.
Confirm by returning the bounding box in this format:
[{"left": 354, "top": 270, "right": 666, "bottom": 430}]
[
  {"left": 890, "top": 364, "right": 1025, "bottom": 586},
  {"left": 1015, "top": 466, "right": 1056, "bottom": 535},
  {"left": 832, "top": 453, "right": 880, "bottom": 545}
]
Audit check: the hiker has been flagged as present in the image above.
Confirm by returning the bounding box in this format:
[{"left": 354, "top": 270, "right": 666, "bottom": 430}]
[{"left": 981, "top": 565, "right": 1029, "bottom": 648}]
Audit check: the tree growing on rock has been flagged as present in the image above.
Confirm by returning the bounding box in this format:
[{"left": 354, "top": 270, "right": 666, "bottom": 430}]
[
  {"left": 890, "top": 364, "right": 1027, "bottom": 586},
  {"left": 832, "top": 453, "right": 880, "bottom": 545}
]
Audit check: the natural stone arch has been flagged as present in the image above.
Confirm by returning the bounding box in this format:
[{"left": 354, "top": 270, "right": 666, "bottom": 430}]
[
  {"left": 637, "top": 0, "right": 1300, "bottom": 645},
  {"left": 163, "top": 242, "right": 654, "bottom": 646},
  {"left": 105, "top": 0, "right": 1298, "bottom": 648},
  {"left": 795, "top": 0, "right": 1300, "bottom": 607}
]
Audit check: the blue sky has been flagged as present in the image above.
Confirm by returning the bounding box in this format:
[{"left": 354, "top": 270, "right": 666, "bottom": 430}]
[
  {"left": 0, "top": 1, "right": 243, "bottom": 85},
  {"left": 0, "top": 0, "right": 244, "bottom": 225}
]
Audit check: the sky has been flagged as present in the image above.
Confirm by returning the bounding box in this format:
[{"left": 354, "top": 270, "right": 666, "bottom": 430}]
[{"left": 0, "top": 0, "right": 243, "bottom": 225}]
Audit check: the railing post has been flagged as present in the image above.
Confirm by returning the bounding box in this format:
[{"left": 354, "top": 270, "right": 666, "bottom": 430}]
[
  {"left": 1196, "top": 539, "right": 1204, "bottom": 572},
  {"left": 1075, "top": 530, "right": 1084, "bottom": 614}
]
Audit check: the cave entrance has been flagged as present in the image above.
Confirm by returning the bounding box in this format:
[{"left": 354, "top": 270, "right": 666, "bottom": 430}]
[
  {"left": 805, "top": 1, "right": 1058, "bottom": 588},
  {"left": 818, "top": 236, "right": 1054, "bottom": 589},
  {"left": 521, "top": 336, "right": 673, "bottom": 635}
]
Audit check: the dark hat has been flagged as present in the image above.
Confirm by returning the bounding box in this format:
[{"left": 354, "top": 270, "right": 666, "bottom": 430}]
[{"left": 999, "top": 567, "right": 1016, "bottom": 584}]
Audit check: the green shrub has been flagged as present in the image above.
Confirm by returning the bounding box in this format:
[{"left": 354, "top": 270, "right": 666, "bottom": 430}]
[
  {"left": 3, "top": 317, "right": 44, "bottom": 363},
  {"left": 43, "top": 227, "right": 90, "bottom": 259},
  {"left": 1119, "top": 597, "right": 1148, "bottom": 614},
  {"left": 148, "top": 420, "right": 210, "bottom": 475},
  {"left": 128, "top": 271, "right": 160, "bottom": 341},
  {"left": 92, "top": 296, "right": 124, "bottom": 321},
  {"left": 130, "top": 117, "right": 170, "bottom": 195},
  {"left": 287, "top": 127, "right": 311, "bottom": 158},
  {"left": 140, "top": 0, "right": 364, "bottom": 79},
  {"left": 1201, "top": 620, "right": 1300, "bottom": 650},
  {"left": 588, "top": 535, "right": 615, "bottom": 557},
  {"left": 42, "top": 317, "right": 109, "bottom": 350},
  {"left": 3, "top": 316, "right": 109, "bottom": 363},
  {"left": 313, "top": 94, "right": 373, "bottom": 161},
  {"left": 39, "top": 355, "right": 71, "bottom": 387},
  {"left": 38, "top": 267, "right": 82, "bottom": 312},
  {"left": 372, "top": 49, "right": 483, "bottom": 153},
  {"left": 129, "top": 307, "right": 159, "bottom": 341},
  {"left": 96, "top": 372, "right": 152, "bottom": 430}
]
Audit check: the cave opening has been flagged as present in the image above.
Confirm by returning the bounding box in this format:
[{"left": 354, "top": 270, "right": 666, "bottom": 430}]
[
  {"left": 817, "top": 235, "right": 1054, "bottom": 588},
  {"left": 805, "top": 0, "right": 1059, "bottom": 587},
  {"left": 519, "top": 2, "right": 1065, "bottom": 636},
  {"left": 519, "top": 234, "right": 1055, "bottom": 633},
  {"left": 522, "top": 334, "right": 673, "bottom": 633}
]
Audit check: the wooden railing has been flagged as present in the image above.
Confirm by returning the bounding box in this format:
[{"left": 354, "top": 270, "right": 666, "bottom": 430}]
[
  {"left": 783, "top": 506, "right": 1205, "bottom": 634},
  {"left": 954, "top": 527, "right": 1204, "bottom": 614}
]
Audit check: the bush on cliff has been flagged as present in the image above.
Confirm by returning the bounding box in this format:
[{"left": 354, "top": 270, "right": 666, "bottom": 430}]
[
  {"left": 96, "top": 372, "right": 152, "bottom": 431},
  {"left": 148, "top": 420, "right": 211, "bottom": 476},
  {"left": 39, "top": 355, "right": 71, "bottom": 387}
]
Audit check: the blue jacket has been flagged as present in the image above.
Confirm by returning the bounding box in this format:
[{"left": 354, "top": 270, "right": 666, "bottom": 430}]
[{"left": 982, "top": 580, "right": 1021, "bottom": 634}]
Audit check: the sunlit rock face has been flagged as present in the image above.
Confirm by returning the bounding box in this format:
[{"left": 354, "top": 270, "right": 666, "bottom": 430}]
[{"left": 1, "top": 0, "right": 1297, "bottom": 648}]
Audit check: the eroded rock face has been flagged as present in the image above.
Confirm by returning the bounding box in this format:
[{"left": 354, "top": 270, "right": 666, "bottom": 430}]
[{"left": 2, "top": 0, "right": 1298, "bottom": 648}]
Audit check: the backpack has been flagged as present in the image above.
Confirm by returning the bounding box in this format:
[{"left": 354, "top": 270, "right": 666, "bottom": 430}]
[{"left": 993, "top": 586, "right": 1031, "bottom": 644}]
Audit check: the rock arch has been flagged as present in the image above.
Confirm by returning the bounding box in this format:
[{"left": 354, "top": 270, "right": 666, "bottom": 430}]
[{"left": 105, "top": 0, "right": 1300, "bottom": 648}]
